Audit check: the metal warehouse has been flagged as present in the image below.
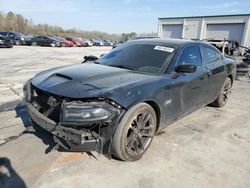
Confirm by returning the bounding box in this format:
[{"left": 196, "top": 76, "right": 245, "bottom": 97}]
[{"left": 158, "top": 14, "right": 250, "bottom": 47}]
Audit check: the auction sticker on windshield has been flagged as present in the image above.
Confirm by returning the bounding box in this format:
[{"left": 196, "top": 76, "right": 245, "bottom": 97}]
[{"left": 154, "top": 46, "right": 174, "bottom": 53}]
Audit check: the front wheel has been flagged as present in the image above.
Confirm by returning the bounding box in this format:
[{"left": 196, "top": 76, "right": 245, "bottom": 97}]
[
  {"left": 31, "top": 42, "right": 37, "bottom": 46},
  {"left": 210, "top": 77, "right": 232, "bottom": 107},
  {"left": 112, "top": 103, "right": 157, "bottom": 161}
]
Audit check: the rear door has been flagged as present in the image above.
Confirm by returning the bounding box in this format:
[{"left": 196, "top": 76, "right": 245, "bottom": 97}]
[
  {"left": 200, "top": 46, "right": 227, "bottom": 102},
  {"left": 172, "top": 45, "right": 208, "bottom": 117},
  {"left": 34, "top": 36, "right": 42, "bottom": 45},
  {"left": 39, "top": 37, "right": 47, "bottom": 46},
  {"left": 44, "top": 37, "right": 52, "bottom": 46}
]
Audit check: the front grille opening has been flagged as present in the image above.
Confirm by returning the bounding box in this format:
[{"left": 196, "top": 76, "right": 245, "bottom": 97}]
[{"left": 32, "top": 87, "right": 62, "bottom": 123}]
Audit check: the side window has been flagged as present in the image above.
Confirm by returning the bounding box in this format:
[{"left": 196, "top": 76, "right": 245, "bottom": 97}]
[
  {"left": 0, "top": 32, "right": 7, "bottom": 36},
  {"left": 202, "top": 46, "right": 220, "bottom": 64},
  {"left": 177, "top": 46, "right": 202, "bottom": 66}
]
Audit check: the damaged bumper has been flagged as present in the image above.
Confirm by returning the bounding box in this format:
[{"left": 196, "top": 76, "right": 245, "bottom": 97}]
[
  {"left": 26, "top": 102, "right": 101, "bottom": 151},
  {"left": 24, "top": 80, "right": 125, "bottom": 153}
]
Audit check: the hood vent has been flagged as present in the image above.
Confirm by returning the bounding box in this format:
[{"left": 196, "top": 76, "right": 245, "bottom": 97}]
[{"left": 54, "top": 73, "right": 72, "bottom": 80}]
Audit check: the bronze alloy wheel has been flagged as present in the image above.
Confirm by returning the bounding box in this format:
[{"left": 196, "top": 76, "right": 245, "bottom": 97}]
[
  {"left": 221, "top": 78, "right": 232, "bottom": 105},
  {"left": 126, "top": 111, "right": 155, "bottom": 156},
  {"left": 112, "top": 103, "right": 157, "bottom": 161},
  {"left": 210, "top": 77, "right": 232, "bottom": 107}
]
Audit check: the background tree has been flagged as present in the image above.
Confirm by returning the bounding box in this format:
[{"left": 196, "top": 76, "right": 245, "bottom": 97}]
[{"left": 0, "top": 11, "right": 156, "bottom": 41}]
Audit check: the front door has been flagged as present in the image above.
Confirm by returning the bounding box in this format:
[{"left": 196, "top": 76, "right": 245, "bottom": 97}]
[{"left": 172, "top": 45, "right": 208, "bottom": 118}]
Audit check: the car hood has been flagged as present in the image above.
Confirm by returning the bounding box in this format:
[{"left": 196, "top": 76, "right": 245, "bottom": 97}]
[{"left": 31, "top": 63, "right": 159, "bottom": 99}]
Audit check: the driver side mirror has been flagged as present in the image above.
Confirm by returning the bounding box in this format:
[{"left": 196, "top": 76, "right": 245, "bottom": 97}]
[
  {"left": 175, "top": 64, "right": 197, "bottom": 73},
  {"left": 82, "top": 55, "right": 98, "bottom": 63}
]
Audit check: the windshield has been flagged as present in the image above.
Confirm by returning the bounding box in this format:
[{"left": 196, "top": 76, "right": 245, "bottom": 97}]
[{"left": 97, "top": 42, "right": 175, "bottom": 74}]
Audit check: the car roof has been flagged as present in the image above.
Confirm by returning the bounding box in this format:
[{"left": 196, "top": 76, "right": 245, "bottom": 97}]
[{"left": 127, "top": 38, "right": 206, "bottom": 48}]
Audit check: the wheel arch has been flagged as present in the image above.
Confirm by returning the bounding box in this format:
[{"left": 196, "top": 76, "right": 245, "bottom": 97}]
[
  {"left": 143, "top": 100, "right": 161, "bottom": 133},
  {"left": 228, "top": 74, "right": 233, "bottom": 85}
]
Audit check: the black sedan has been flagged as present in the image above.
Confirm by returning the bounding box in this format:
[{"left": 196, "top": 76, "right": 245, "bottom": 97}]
[
  {"left": 0, "top": 35, "right": 13, "bottom": 48},
  {"left": 24, "top": 39, "right": 236, "bottom": 161},
  {"left": 30, "top": 36, "right": 61, "bottom": 47}
]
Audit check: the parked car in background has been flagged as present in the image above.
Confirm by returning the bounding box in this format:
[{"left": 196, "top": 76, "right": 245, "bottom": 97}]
[
  {"left": 0, "top": 35, "right": 13, "bottom": 48},
  {"left": 103, "top": 40, "right": 113, "bottom": 46},
  {"left": 0, "top": 31, "right": 31, "bottom": 45},
  {"left": 53, "top": 36, "right": 73, "bottom": 47},
  {"left": 91, "top": 39, "right": 104, "bottom": 46},
  {"left": 80, "top": 38, "right": 93, "bottom": 47},
  {"left": 77, "top": 38, "right": 88, "bottom": 47},
  {"left": 24, "top": 39, "right": 236, "bottom": 161},
  {"left": 65, "top": 37, "right": 85, "bottom": 47},
  {"left": 30, "top": 36, "right": 61, "bottom": 47}
]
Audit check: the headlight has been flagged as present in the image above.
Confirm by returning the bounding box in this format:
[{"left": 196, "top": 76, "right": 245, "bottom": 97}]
[
  {"left": 0, "top": 39, "right": 3, "bottom": 44},
  {"left": 21, "top": 37, "right": 25, "bottom": 41},
  {"left": 61, "top": 102, "right": 118, "bottom": 123}
]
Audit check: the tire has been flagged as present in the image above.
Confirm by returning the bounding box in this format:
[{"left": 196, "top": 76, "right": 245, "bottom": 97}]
[
  {"left": 210, "top": 77, "right": 232, "bottom": 107},
  {"left": 31, "top": 42, "right": 37, "bottom": 46},
  {"left": 15, "top": 40, "right": 21, "bottom": 45},
  {"left": 112, "top": 102, "right": 157, "bottom": 161}
]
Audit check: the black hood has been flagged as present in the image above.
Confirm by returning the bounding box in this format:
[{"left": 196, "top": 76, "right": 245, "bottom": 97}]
[{"left": 32, "top": 63, "right": 159, "bottom": 99}]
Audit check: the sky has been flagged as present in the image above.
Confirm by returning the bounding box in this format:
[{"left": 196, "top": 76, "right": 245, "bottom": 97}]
[{"left": 0, "top": 0, "right": 250, "bottom": 34}]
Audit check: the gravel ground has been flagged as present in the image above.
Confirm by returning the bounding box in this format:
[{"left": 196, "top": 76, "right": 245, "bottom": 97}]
[{"left": 0, "top": 46, "right": 250, "bottom": 188}]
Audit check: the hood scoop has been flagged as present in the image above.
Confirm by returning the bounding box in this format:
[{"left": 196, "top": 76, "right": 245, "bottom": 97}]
[
  {"left": 53, "top": 73, "right": 72, "bottom": 80},
  {"left": 38, "top": 73, "right": 72, "bottom": 88}
]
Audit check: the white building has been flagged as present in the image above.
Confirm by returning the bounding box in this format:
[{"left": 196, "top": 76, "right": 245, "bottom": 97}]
[{"left": 158, "top": 14, "right": 250, "bottom": 47}]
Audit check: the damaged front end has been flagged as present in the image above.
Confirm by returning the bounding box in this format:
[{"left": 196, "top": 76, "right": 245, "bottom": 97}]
[{"left": 23, "top": 79, "right": 125, "bottom": 155}]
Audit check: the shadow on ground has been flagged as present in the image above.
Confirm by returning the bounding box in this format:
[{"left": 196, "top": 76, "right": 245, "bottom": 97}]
[
  {"left": 15, "top": 102, "right": 58, "bottom": 154},
  {"left": 0, "top": 157, "right": 27, "bottom": 188}
]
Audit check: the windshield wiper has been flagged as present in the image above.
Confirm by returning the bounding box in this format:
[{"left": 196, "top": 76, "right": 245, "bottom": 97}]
[{"left": 107, "top": 65, "right": 133, "bottom": 70}]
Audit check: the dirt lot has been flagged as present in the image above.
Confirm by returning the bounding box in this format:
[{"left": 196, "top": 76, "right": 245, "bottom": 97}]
[{"left": 0, "top": 46, "right": 250, "bottom": 188}]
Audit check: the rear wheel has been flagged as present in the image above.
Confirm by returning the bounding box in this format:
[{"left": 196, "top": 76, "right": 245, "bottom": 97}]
[
  {"left": 112, "top": 103, "right": 157, "bottom": 161},
  {"left": 211, "top": 77, "right": 232, "bottom": 107},
  {"left": 15, "top": 40, "right": 21, "bottom": 45}
]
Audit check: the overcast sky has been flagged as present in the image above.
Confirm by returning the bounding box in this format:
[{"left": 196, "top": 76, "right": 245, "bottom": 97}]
[{"left": 1, "top": 0, "right": 250, "bottom": 34}]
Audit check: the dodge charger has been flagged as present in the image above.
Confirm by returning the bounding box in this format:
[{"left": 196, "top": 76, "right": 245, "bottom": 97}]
[{"left": 23, "top": 39, "right": 236, "bottom": 161}]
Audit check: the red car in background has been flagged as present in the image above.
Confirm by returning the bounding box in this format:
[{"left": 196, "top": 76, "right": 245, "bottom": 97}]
[
  {"left": 65, "top": 37, "right": 85, "bottom": 47},
  {"left": 53, "top": 36, "right": 73, "bottom": 47}
]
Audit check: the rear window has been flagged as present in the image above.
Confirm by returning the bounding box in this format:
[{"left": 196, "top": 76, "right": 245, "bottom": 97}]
[
  {"left": 202, "top": 46, "right": 220, "bottom": 64},
  {"left": 0, "top": 32, "right": 7, "bottom": 36},
  {"left": 98, "top": 43, "right": 175, "bottom": 74}
]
